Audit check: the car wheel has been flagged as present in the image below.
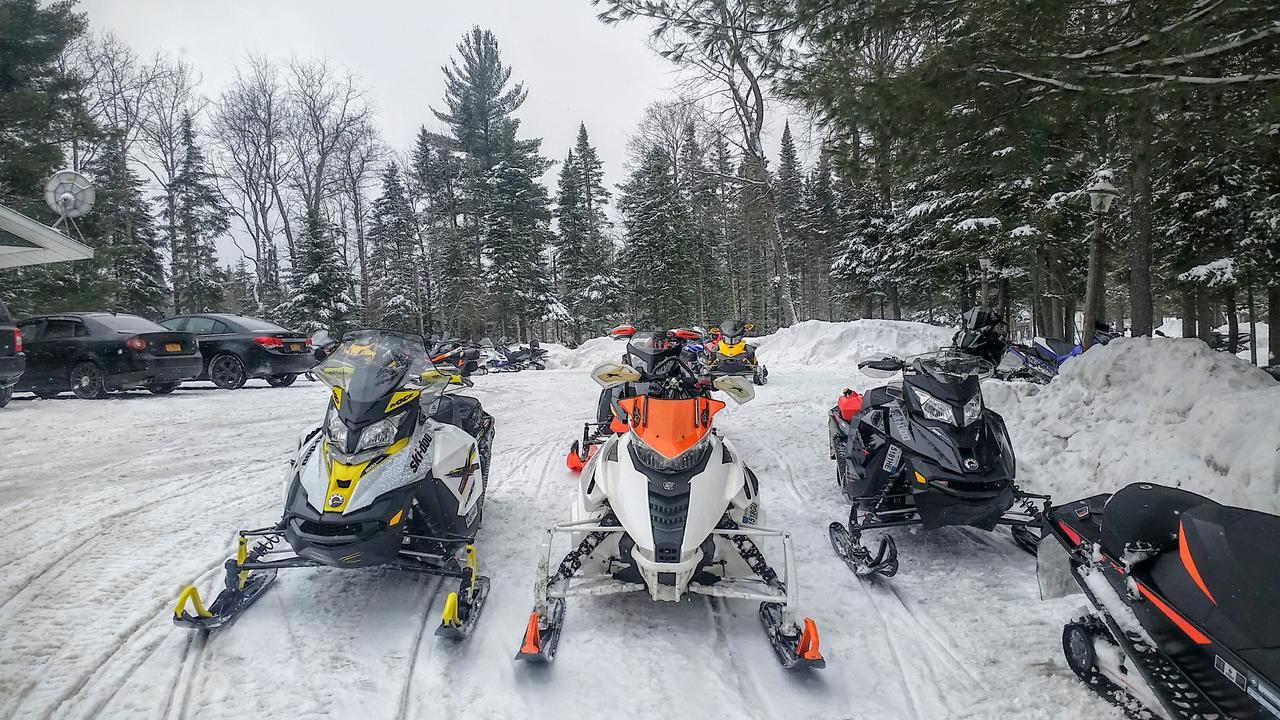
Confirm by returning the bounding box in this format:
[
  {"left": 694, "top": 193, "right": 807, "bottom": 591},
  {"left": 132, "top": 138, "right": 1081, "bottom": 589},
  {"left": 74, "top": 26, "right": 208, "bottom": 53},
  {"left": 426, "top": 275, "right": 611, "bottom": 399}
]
[
  {"left": 209, "top": 354, "right": 247, "bottom": 389},
  {"left": 0, "top": 385, "right": 12, "bottom": 408},
  {"left": 71, "top": 362, "right": 107, "bottom": 400},
  {"left": 147, "top": 381, "right": 181, "bottom": 395},
  {"left": 266, "top": 373, "right": 297, "bottom": 388}
]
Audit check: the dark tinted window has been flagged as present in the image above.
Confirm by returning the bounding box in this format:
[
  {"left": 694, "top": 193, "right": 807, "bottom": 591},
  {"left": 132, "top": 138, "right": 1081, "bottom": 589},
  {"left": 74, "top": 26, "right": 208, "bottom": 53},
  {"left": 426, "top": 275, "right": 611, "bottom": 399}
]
[
  {"left": 94, "top": 314, "right": 165, "bottom": 333},
  {"left": 0, "top": 300, "right": 10, "bottom": 323},
  {"left": 226, "top": 316, "right": 288, "bottom": 333},
  {"left": 75, "top": 323, "right": 90, "bottom": 337},
  {"left": 186, "top": 317, "right": 231, "bottom": 335},
  {"left": 43, "top": 319, "right": 82, "bottom": 340},
  {"left": 17, "top": 320, "right": 43, "bottom": 341},
  {"left": 159, "top": 317, "right": 187, "bottom": 331}
]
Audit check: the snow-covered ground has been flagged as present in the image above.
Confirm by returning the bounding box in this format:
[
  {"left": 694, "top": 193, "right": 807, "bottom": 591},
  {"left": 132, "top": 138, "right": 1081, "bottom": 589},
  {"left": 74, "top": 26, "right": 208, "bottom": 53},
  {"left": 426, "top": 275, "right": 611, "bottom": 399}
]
[{"left": 2, "top": 320, "right": 1274, "bottom": 719}]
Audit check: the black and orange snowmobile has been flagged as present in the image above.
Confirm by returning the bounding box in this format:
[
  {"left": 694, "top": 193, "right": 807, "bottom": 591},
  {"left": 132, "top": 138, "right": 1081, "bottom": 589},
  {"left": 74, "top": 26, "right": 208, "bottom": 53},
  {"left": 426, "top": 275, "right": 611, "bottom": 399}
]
[{"left": 1038, "top": 482, "right": 1280, "bottom": 719}]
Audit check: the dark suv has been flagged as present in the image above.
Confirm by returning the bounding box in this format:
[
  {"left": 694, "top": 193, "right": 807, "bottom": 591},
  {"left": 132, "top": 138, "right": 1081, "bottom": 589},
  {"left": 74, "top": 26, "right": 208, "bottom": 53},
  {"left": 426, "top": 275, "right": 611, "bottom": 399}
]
[
  {"left": 0, "top": 299, "right": 23, "bottom": 407},
  {"left": 159, "top": 313, "right": 313, "bottom": 389},
  {"left": 15, "top": 312, "right": 202, "bottom": 399}
]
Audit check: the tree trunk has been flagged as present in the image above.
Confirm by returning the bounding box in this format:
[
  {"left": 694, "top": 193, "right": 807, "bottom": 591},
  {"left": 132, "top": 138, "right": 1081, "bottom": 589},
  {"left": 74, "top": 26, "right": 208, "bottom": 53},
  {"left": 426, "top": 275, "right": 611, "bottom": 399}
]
[
  {"left": 1195, "top": 287, "right": 1212, "bottom": 343},
  {"left": 1226, "top": 288, "right": 1239, "bottom": 355},
  {"left": 1181, "top": 290, "right": 1196, "bottom": 337},
  {"left": 886, "top": 286, "right": 901, "bottom": 321},
  {"left": 1082, "top": 216, "right": 1106, "bottom": 349},
  {"left": 1247, "top": 284, "right": 1257, "bottom": 366},
  {"left": 1269, "top": 285, "right": 1280, "bottom": 366},
  {"left": 1127, "top": 100, "right": 1155, "bottom": 336},
  {"left": 1063, "top": 298, "right": 1077, "bottom": 344},
  {"left": 861, "top": 294, "right": 874, "bottom": 320}
]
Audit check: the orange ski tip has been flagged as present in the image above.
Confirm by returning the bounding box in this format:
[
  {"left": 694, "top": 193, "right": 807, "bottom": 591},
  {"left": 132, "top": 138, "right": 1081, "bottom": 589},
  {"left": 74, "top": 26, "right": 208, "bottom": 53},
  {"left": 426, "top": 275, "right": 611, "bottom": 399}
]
[
  {"left": 796, "top": 617, "right": 823, "bottom": 661},
  {"left": 566, "top": 449, "right": 585, "bottom": 472},
  {"left": 520, "top": 612, "right": 542, "bottom": 655}
]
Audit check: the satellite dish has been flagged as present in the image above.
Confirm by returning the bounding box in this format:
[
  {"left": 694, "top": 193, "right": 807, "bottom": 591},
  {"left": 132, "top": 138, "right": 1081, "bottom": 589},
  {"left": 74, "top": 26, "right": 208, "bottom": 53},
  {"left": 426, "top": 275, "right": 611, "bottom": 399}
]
[{"left": 44, "top": 169, "right": 95, "bottom": 220}]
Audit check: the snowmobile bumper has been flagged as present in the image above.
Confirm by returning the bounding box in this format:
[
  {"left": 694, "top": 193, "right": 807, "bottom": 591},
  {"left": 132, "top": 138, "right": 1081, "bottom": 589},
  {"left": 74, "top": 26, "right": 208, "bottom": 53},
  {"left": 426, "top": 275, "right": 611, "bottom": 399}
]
[
  {"left": 520, "top": 519, "right": 823, "bottom": 669},
  {"left": 912, "top": 481, "right": 1015, "bottom": 531}
]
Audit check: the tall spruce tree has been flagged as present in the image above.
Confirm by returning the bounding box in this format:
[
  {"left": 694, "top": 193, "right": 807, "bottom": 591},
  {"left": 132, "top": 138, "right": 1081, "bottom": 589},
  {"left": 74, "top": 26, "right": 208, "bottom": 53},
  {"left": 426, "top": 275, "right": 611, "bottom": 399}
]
[
  {"left": 367, "top": 163, "right": 423, "bottom": 333},
  {"left": 285, "top": 213, "right": 355, "bottom": 336},
  {"left": 776, "top": 122, "right": 805, "bottom": 317},
  {"left": 619, "top": 146, "right": 694, "bottom": 327},
  {"left": 168, "top": 111, "right": 229, "bottom": 313}
]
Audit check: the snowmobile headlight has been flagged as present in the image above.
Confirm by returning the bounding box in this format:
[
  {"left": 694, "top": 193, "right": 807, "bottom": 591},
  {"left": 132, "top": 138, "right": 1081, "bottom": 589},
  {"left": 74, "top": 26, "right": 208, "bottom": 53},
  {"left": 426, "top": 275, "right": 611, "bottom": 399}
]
[
  {"left": 326, "top": 408, "right": 349, "bottom": 448},
  {"left": 962, "top": 393, "right": 983, "bottom": 426},
  {"left": 912, "top": 387, "right": 955, "bottom": 425},
  {"left": 631, "top": 432, "right": 713, "bottom": 473},
  {"left": 355, "top": 412, "right": 405, "bottom": 453}
]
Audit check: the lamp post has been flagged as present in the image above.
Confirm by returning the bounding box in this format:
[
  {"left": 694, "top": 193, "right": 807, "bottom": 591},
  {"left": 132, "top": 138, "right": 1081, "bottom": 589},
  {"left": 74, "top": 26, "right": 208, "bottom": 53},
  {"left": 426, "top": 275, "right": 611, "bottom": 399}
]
[{"left": 1082, "top": 174, "right": 1119, "bottom": 350}]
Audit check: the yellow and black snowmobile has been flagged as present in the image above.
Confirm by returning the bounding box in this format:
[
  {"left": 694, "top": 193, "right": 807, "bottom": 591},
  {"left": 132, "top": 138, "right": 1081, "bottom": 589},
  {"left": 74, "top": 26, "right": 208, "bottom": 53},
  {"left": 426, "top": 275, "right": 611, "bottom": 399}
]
[
  {"left": 173, "top": 330, "right": 495, "bottom": 638},
  {"left": 706, "top": 320, "right": 768, "bottom": 386}
]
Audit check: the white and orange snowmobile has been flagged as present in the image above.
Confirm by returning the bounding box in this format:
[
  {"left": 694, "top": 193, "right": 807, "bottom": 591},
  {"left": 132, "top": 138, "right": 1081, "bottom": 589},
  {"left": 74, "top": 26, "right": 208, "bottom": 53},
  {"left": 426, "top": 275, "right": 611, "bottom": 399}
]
[{"left": 522, "top": 330, "right": 825, "bottom": 670}]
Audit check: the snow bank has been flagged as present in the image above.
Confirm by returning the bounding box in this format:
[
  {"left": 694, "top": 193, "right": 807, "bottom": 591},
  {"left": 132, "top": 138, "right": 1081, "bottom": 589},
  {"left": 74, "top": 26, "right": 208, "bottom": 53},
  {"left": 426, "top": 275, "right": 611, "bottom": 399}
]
[
  {"left": 1154, "top": 317, "right": 1271, "bottom": 364},
  {"left": 986, "top": 337, "right": 1280, "bottom": 513},
  {"left": 753, "top": 319, "right": 954, "bottom": 369},
  {"left": 545, "top": 319, "right": 955, "bottom": 371},
  {"left": 544, "top": 336, "right": 627, "bottom": 370}
]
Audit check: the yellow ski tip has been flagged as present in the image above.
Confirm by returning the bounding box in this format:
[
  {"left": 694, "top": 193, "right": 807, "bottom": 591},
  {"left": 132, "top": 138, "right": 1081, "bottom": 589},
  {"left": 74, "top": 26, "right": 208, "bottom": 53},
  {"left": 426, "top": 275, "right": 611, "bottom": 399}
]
[
  {"left": 441, "top": 592, "right": 461, "bottom": 628},
  {"left": 175, "top": 585, "right": 212, "bottom": 619}
]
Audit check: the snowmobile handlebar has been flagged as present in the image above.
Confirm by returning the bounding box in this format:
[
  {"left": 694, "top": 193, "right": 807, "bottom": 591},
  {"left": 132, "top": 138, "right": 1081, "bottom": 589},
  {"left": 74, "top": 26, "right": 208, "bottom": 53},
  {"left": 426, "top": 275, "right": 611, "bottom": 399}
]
[{"left": 858, "top": 357, "right": 905, "bottom": 373}]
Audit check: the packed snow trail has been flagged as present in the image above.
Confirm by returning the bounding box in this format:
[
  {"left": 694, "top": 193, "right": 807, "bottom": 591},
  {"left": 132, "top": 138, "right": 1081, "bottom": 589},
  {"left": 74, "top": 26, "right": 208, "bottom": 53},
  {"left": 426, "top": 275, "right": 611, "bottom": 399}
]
[{"left": 0, "top": 325, "right": 1151, "bottom": 719}]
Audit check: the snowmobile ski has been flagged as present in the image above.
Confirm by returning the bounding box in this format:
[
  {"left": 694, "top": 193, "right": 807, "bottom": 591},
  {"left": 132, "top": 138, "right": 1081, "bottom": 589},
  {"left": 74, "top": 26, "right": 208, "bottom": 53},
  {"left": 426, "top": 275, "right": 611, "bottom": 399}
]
[
  {"left": 760, "top": 603, "right": 826, "bottom": 670},
  {"left": 828, "top": 521, "right": 898, "bottom": 578},
  {"left": 173, "top": 566, "right": 277, "bottom": 631},
  {"left": 436, "top": 575, "right": 491, "bottom": 639},
  {"left": 515, "top": 597, "right": 566, "bottom": 662}
]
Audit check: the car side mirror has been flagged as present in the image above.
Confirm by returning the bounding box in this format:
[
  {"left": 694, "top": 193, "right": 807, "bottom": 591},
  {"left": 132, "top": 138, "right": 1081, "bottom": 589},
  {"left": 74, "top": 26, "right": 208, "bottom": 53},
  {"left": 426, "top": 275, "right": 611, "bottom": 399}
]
[
  {"left": 591, "top": 362, "right": 642, "bottom": 389},
  {"left": 713, "top": 375, "right": 755, "bottom": 404}
]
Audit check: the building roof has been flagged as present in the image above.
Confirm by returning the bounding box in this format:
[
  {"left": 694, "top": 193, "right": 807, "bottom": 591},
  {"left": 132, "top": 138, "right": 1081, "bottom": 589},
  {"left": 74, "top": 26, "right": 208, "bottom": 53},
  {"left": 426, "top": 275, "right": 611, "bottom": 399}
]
[{"left": 0, "top": 203, "right": 95, "bottom": 269}]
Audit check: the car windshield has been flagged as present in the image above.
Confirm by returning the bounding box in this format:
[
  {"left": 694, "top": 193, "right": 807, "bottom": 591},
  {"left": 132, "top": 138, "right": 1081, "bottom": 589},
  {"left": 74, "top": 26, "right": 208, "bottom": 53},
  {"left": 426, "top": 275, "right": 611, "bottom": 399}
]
[
  {"left": 314, "top": 330, "right": 451, "bottom": 402},
  {"left": 229, "top": 316, "right": 289, "bottom": 332},
  {"left": 908, "top": 350, "right": 994, "bottom": 382},
  {"left": 95, "top": 314, "right": 165, "bottom": 333}
]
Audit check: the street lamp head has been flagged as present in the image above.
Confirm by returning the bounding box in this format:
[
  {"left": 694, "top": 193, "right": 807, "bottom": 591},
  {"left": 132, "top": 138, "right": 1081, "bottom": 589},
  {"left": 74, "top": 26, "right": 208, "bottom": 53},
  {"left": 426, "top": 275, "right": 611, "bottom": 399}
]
[{"left": 1087, "top": 176, "right": 1120, "bottom": 214}]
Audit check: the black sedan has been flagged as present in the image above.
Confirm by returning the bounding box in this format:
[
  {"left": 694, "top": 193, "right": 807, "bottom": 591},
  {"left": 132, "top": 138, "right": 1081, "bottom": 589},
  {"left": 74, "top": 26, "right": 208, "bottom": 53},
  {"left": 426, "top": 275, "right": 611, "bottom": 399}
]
[
  {"left": 158, "top": 313, "right": 313, "bottom": 389},
  {"left": 15, "top": 312, "right": 202, "bottom": 399},
  {"left": 0, "top": 299, "right": 24, "bottom": 408}
]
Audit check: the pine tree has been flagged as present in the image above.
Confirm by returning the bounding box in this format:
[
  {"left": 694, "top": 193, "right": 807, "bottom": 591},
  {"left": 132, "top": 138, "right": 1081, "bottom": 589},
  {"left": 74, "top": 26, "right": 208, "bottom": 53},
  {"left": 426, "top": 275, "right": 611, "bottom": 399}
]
[
  {"left": 168, "top": 111, "right": 229, "bottom": 313},
  {"left": 776, "top": 122, "right": 805, "bottom": 317},
  {"left": 367, "top": 163, "right": 423, "bottom": 333},
  {"left": 619, "top": 146, "right": 694, "bottom": 327},
  {"left": 225, "top": 259, "right": 259, "bottom": 315},
  {"left": 431, "top": 26, "right": 532, "bottom": 336},
  {"left": 555, "top": 124, "right": 621, "bottom": 340},
  {"left": 285, "top": 213, "right": 356, "bottom": 336},
  {"left": 481, "top": 120, "right": 554, "bottom": 338}
]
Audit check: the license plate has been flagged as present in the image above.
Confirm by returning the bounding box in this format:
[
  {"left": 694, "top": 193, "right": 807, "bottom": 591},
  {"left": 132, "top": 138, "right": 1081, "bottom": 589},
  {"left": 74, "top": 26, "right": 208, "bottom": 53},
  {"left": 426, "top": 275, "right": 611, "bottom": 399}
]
[
  {"left": 165, "top": 343, "right": 182, "bottom": 352},
  {"left": 289, "top": 343, "right": 303, "bottom": 352}
]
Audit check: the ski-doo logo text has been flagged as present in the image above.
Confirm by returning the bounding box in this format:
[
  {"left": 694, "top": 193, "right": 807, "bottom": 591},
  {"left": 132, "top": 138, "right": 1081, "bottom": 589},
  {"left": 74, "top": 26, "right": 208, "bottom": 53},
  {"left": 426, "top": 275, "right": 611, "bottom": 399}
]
[{"left": 409, "top": 434, "right": 433, "bottom": 473}]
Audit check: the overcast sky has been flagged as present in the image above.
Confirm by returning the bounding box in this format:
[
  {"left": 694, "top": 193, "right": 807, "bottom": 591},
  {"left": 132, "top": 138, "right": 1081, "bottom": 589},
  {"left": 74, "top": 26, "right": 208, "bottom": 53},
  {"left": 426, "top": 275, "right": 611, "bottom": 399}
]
[{"left": 75, "top": 0, "right": 804, "bottom": 261}]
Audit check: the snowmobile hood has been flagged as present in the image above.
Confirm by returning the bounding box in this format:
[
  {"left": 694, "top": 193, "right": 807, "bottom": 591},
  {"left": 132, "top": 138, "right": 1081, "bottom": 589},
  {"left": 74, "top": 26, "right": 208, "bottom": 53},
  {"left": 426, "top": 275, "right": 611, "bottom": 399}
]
[{"left": 617, "top": 395, "right": 723, "bottom": 460}]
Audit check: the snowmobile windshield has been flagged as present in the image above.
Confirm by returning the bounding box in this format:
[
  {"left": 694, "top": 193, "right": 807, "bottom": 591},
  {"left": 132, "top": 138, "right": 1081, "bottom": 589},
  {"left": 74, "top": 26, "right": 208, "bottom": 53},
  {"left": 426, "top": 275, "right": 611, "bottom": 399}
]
[
  {"left": 720, "top": 321, "right": 745, "bottom": 344},
  {"left": 316, "top": 330, "right": 448, "bottom": 402},
  {"left": 908, "top": 350, "right": 994, "bottom": 383}
]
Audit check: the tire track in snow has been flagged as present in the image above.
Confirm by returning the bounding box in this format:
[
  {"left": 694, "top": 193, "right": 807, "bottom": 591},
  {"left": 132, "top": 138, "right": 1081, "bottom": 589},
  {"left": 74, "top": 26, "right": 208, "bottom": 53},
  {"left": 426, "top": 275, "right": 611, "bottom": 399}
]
[
  {"left": 705, "top": 597, "right": 772, "bottom": 720},
  {"left": 393, "top": 576, "right": 446, "bottom": 720}
]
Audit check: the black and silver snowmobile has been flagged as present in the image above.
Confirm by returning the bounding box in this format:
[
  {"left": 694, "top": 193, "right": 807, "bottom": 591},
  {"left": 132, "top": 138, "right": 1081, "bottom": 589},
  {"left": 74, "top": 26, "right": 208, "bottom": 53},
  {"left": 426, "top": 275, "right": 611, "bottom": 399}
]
[
  {"left": 1038, "top": 483, "right": 1280, "bottom": 719},
  {"left": 827, "top": 350, "right": 1047, "bottom": 577},
  {"left": 174, "top": 330, "right": 495, "bottom": 638},
  {"left": 953, "top": 306, "right": 1056, "bottom": 384}
]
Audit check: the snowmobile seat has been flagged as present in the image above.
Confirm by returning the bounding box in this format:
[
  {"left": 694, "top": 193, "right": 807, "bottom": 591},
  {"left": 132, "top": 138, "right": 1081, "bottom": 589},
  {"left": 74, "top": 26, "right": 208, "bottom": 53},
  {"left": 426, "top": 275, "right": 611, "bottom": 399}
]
[
  {"left": 1100, "top": 483, "right": 1214, "bottom": 560},
  {"left": 1146, "top": 502, "right": 1280, "bottom": 680},
  {"left": 862, "top": 385, "right": 903, "bottom": 410},
  {"left": 431, "top": 394, "right": 488, "bottom": 439},
  {"left": 1037, "top": 337, "right": 1076, "bottom": 360}
]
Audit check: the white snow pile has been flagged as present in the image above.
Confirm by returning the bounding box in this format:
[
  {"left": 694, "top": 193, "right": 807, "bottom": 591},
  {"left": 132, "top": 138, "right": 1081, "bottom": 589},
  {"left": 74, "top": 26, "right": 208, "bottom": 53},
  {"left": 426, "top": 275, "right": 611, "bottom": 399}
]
[
  {"left": 753, "top": 319, "right": 954, "bottom": 368},
  {"left": 1154, "top": 317, "right": 1271, "bottom": 364},
  {"left": 986, "top": 337, "right": 1280, "bottom": 513},
  {"left": 544, "top": 336, "right": 628, "bottom": 370}
]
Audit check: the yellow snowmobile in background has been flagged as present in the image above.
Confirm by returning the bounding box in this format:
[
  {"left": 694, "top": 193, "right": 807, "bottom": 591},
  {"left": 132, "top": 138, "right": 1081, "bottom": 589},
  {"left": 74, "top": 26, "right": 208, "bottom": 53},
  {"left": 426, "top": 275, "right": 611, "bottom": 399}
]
[{"left": 707, "top": 320, "right": 768, "bottom": 386}]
